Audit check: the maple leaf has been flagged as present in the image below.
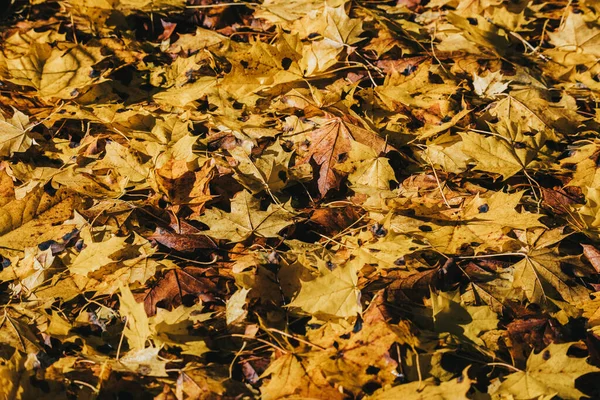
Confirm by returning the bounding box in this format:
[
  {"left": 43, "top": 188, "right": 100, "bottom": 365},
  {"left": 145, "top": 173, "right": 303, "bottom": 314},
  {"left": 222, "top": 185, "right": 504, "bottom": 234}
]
[
  {"left": 387, "top": 191, "right": 543, "bottom": 254},
  {"left": 153, "top": 76, "right": 218, "bottom": 108},
  {"left": 432, "top": 290, "right": 499, "bottom": 347},
  {"left": 94, "top": 141, "right": 151, "bottom": 184},
  {"left": 0, "top": 247, "right": 54, "bottom": 294},
  {"left": 322, "top": 4, "right": 365, "bottom": 47},
  {"left": 119, "top": 283, "right": 151, "bottom": 351},
  {"left": 196, "top": 190, "right": 294, "bottom": 242},
  {"left": 370, "top": 371, "right": 472, "bottom": 399},
  {"left": 153, "top": 158, "right": 215, "bottom": 215},
  {"left": 0, "top": 351, "right": 66, "bottom": 399},
  {"left": 297, "top": 117, "right": 388, "bottom": 196},
  {"left": 1, "top": 43, "right": 105, "bottom": 99},
  {"left": 375, "top": 62, "right": 458, "bottom": 110},
  {"left": 118, "top": 348, "right": 169, "bottom": 377},
  {"left": 307, "top": 321, "right": 402, "bottom": 393},
  {"left": 349, "top": 231, "right": 426, "bottom": 269},
  {"left": 149, "top": 227, "right": 216, "bottom": 253},
  {"left": 68, "top": 227, "right": 128, "bottom": 276},
  {"left": 150, "top": 304, "right": 211, "bottom": 355},
  {"left": 492, "top": 342, "right": 600, "bottom": 399},
  {"left": 546, "top": 12, "right": 600, "bottom": 65},
  {"left": 0, "top": 189, "right": 81, "bottom": 251},
  {"left": 512, "top": 248, "right": 590, "bottom": 305},
  {"left": 288, "top": 259, "right": 361, "bottom": 318},
  {"left": 459, "top": 120, "right": 548, "bottom": 180},
  {"left": 0, "top": 306, "right": 42, "bottom": 354},
  {"left": 0, "top": 351, "right": 28, "bottom": 400},
  {"left": 230, "top": 140, "right": 293, "bottom": 194},
  {"left": 168, "top": 27, "right": 226, "bottom": 54},
  {"left": 0, "top": 109, "right": 36, "bottom": 158},
  {"left": 260, "top": 353, "right": 344, "bottom": 400},
  {"left": 473, "top": 71, "right": 509, "bottom": 98},
  {"left": 422, "top": 132, "right": 470, "bottom": 173},
  {"left": 486, "top": 90, "right": 578, "bottom": 139},
  {"left": 136, "top": 266, "right": 217, "bottom": 316},
  {"left": 335, "top": 141, "right": 397, "bottom": 193},
  {"left": 446, "top": 13, "right": 510, "bottom": 55},
  {"left": 561, "top": 142, "right": 600, "bottom": 193}
]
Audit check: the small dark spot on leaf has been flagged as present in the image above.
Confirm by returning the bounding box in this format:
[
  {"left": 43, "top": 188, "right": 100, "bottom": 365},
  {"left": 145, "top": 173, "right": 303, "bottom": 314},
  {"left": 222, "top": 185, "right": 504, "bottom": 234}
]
[
  {"left": 326, "top": 261, "right": 335, "bottom": 270},
  {"left": 514, "top": 142, "right": 527, "bottom": 149},
  {"left": 478, "top": 204, "right": 489, "bottom": 213},
  {"left": 467, "top": 17, "right": 478, "bottom": 25},
  {"left": 281, "top": 57, "right": 292, "bottom": 70},
  {"left": 62, "top": 229, "right": 79, "bottom": 242},
  {"left": 371, "top": 223, "right": 387, "bottom": 237},
  {"left": 418, "top": 225, "right": 433, "bottom": 232},
  {"left": 282, "top": 140, "right": 294, "bottom": 151},
  {"left": 394, "top": 257, "right": 405, "bottom": 266},
  {"left": 240, "top": 60, "right": 249, "bottom": 68},
  {"left": 308, "top": 32, "right": 321, "bottom": 39},
  {"left": 38, "top": 240, "right": 57, "bottom": 251},
  {"left": 75, "top": 239, "right": 85, "bottom": 252},
  {"left": 457, "top": 375, "right": 464, "bottom": 383},
  {"left": 337, "top": 152, "right": 348, "bottom": 162},
  {"left": 89, "top": 69, "right": 100, "bottom": 78},
  {"left": 543, "top": 350, "right": 551, "bottom": 360},
  {"left": 402, "top": 65, "right": 416, "bottom": 76},
  {"left": 366, "top": 366, "right": 380, "bottom": 375},
  {"left": 441, "top": 115, "right": 451, "bottom": 123},
  {"left": 0, "top": 256, "right": 10, "bottom": 271}
]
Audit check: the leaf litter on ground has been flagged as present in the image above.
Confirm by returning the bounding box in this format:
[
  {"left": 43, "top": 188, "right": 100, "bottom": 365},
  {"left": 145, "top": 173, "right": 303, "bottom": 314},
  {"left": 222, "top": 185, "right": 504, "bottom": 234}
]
[{"left": 1, "top": 0, "right": 600, "bottom": 398}]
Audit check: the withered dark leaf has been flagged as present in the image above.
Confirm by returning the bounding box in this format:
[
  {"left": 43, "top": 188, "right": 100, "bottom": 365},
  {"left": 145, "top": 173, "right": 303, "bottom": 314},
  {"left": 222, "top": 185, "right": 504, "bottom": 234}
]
[{"left": 136, "top": 267, "right": 218, "bottom": 316}]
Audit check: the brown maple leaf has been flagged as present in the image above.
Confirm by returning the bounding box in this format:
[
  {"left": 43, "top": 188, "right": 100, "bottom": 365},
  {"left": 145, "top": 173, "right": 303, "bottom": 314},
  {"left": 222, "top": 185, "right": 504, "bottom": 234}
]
[
  {"left": 582, "top": 244, "right": 600, "bottom": 273},
  {"left": 154, "top": 159, "right": 215, "bottom": 217},
  {"left": 136, "top": 266, "right": 218, "bottom": 316},
  {"left": 297, "top": 117, "right": 389, "bottom": 196},
  {"left": 149, "top": 227, "right": 216, "bottom": 253},
  {"left": 309, "top": 204, "right": 364, "bottom": 236}
]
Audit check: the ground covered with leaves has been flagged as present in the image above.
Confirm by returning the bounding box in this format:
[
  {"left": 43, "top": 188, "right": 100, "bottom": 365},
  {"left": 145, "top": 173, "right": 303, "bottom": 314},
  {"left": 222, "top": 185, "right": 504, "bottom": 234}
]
[{"left": 2, "top": 0, "right": 600, "bottom": 398}]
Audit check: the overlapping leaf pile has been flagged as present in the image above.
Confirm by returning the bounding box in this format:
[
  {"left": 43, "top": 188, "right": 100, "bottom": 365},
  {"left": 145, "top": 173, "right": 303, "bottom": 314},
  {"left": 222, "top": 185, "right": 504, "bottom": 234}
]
[{"left": 2, "top": 0, "right": 600, "bottom": 398}]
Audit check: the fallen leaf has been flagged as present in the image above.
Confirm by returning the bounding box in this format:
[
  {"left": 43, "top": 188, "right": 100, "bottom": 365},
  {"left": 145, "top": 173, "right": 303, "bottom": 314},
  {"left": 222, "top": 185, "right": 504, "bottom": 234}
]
[
  {"left": 288, "top": 259, "right": 361, "bottom": 318},
  {"left": 196, "top": 190, "right": 294, "bottom": 242},
  {"left": 297, "top": 117, "right": 388, "bottom": 196},
  {"left": 492, "top": 342, "right": 600, "bottom": 399}
]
